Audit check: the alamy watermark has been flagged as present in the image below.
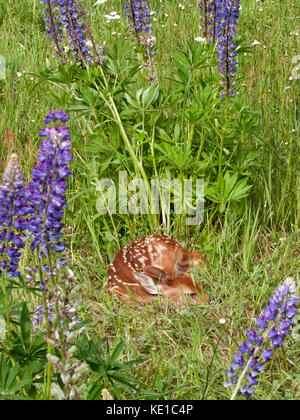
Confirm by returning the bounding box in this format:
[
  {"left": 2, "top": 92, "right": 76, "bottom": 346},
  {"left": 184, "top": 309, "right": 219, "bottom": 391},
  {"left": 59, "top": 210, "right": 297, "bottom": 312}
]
[
  {"left": 292, "top": 315, "right": 300, "bottom": 341},
  {"left": 291, "top": 55, "right": 300, "bottom": 80},
  {"left": 0, "top": 316, "right": 6, "bottom": 340},
  {"left": 94, "top": 172, "right": 204, "bottom": 225},
  {"left": 0, "top": 55, "right": 5, "bottom": 80}
]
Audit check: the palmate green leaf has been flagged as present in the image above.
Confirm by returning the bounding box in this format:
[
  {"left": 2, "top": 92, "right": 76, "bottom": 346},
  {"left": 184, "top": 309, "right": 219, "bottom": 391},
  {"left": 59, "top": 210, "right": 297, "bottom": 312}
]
[
  {"left": 141, "top": 371, "right": 185, "bottom": 400},
  {"left": 125, "top": 84, "right": 159, "bottom": 111},
  {"left": 221, "top": 171, "right": 238, "bottom": 198},
  {"left": 107, "top": 372, "right": 141, "bottom": 389},
  {"left": 109, "top": 340, "right": 125, "bottom": 364},
  {"left": 0, "top": 302, "right": 24, "bottom": 316},
  {"left": 5, "top": 274, "right": 40, "bottom": 296},
  {"left": 124, "top": 92, "right": 141, "bottom": 110},
  {"left": 0, "top": 394, "right": 30, "bottom": 400},
  {"left": 75, "top": 336, "right": 143, "bottom": 391},
  {"left": 84, "top": 379, "right": 105, "bottom": 400},
  {"left": 28, "top": 62, "right": 84, "bottom": 89},
  {"left": 75, "top": 336, "right": 108, "bottom": 366},
  {"left": 0, "top": 355, "right": 32, "bottom": 398},
  {"left": 20, "top": 303, "right": 31, "bottom": 351},
  {"left": 10, "top": 311, "right": 47, "bottom": 374},
  {"left": 154, "top": 143, "right": 195, "bottom": 171},
  {"left": 204, "top": 185, "right": 219, "bottom": 202},
  {"left": 69, "top": 87, "right": 102, "bottom": 114},
  {"left": 205, "top": 172, "right": 252, "bottom": 212},
  {"left": 10, "top": 333, "right": 47, "bottom": 373},
  {"left": 141, "top": 84, "right": 160, "bottom": 109},
  {"left": 229, "top": 178, "right": 253, "bottom": 201}
]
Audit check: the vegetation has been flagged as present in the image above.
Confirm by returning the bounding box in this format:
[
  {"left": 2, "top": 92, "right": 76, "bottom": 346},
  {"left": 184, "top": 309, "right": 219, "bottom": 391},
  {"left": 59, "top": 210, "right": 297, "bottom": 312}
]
[{"left": 0, "top": 0, "right": 299, "bottom": 400}]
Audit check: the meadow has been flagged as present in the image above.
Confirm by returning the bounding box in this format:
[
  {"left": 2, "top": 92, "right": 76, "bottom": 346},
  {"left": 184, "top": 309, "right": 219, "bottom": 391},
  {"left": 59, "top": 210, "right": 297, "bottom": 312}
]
[{"left": 0, "top": 0, "right": 299, "bottom": 400}]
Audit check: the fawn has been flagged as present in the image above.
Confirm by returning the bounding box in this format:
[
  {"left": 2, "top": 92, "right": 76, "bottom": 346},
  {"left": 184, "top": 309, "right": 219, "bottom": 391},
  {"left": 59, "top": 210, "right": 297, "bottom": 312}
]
[{"left": 106, "top": 234, "right": 208, "bottom": 305}]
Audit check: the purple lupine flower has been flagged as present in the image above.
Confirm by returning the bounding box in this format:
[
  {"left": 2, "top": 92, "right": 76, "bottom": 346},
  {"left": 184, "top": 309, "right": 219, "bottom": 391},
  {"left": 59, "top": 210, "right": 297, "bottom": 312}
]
[
  {"left": 198, "top": 1, "right": 218, "bottom": 42},
  {"left": 33, "top": 303, "right": 54, "bottom": 327},
  {"left": 40, "top": 0, "right": 65, "bottom": 57},
  {"left": 198, "top": 1, "right": 240, "bottom": 96},
  {"left": 58, "top": 0, "right": 92, "bottom": 63},
  {"left": 123, "top": 0, "right": 152, "bottom": 41},
  {"left": 215, "top": 0, "right": 240, "bottom": 97},
  {"left": 123, "top": 0, "right": 156, "bottom": 82},
  {"left": 40, "top": 0, "right": 100, "bottom": 64},
  {"left": 224, "top": 278, "right": 299, "bottom": 399},
  {"left": 0, "top": 154, "right": 33, "bottom": 278},
  {"left": 27, "top": 111, "right": 73, "bottom": 278},
  {"left": 44, "top": 110, "right": 69, "bottom": 124}
]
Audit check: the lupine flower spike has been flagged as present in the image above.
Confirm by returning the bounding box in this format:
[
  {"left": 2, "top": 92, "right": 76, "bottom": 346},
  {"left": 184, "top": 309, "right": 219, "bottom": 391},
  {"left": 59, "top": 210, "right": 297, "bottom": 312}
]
[
  {"left": 198, "top": 0, "right": 218, "bottom": 43},
  {"left": 198, "top": 1, "right": 240, "bottom": 97},
  {"left": 27, "top": 110, "right": 72, "bottom": 293},
  {"left": 40, "top": 0, "right": 65, "bottom": 58},
  {"left": 123, "top": 0, "right": 156, "bottom": 83},
  {"left": 215, "top": 0, "right": 240, "bottom": 97},
  {"left": 40, "top": 0, "right": 102, "bottom": 65},
  {"left": 123, "top": 0, "right": 152, "bottom": 43},
  {"left": 0, "top": 154, "right": 32, "bottom": 334},
  {"left": 45, "top": 268, "right": 88, "bottom": 400},
  {"left": 0, "top": 154, "right": 32, "bottom": 278},
  {"left": 28, "top": 112, "right": 88, "bottom": 399},
  {"left": 224, "top": 278, "right": 299, "bottom": 399}
]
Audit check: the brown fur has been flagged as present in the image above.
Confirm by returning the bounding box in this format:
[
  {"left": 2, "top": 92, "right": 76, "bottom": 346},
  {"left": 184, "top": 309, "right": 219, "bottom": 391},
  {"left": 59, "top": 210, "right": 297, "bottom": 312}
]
[{"left": 106, "top": 235, "right": 208, "bottom": 305}]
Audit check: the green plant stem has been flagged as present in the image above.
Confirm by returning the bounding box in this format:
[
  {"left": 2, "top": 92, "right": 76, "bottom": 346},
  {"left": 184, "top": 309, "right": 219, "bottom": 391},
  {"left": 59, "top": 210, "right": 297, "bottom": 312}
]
[
  {"left": 187, "top": 123, "right": 195, "bottom": 153},
  {"left": 37, "top": 141, "right": 60, "bottom": 400},
  {"left": 217, "top": 132, "right": 225, "bottom": 189},
  {"left": 217, "top": 98, "right": 229, "bottom": 188},
  {"left": 98, "top": 66, "right": 157, "bottom": 229},
  {"left": 1, "top": 271, "right": 11, "bottom": 338},
  {"left": 150, "top": 120, "right": 163, "bottom": 228},
  {"left": 37, "top": 261, "right": 52, "bottom": 400},
  {"left": 196, "top": 130, "right": 205, "bottom": 161}
]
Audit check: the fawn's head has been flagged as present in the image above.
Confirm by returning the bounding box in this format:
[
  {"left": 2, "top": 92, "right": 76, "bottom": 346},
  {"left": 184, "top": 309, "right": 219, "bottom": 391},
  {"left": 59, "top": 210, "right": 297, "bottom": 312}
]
[{"left": 133, "top": 265, "right": 208, "bottom": 305}]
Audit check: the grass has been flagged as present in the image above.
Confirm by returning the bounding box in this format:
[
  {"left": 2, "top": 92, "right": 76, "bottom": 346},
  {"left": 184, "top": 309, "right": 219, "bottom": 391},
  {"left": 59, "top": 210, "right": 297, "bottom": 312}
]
[{"left": 0, "top": 0, "right": 299, "bottom": 400}]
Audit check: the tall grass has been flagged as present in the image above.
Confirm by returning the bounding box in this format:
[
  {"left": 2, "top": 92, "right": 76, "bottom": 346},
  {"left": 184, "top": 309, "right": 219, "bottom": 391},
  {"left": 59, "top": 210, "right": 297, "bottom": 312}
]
[{"left": 0, "top": 0, "right": 299, "bottom": 399}]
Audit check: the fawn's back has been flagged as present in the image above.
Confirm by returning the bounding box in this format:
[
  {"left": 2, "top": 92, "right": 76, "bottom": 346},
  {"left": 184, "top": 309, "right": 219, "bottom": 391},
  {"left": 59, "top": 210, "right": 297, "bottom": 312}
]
[{"left": 107, "top": 234, "right": 208, "bottom": 305}]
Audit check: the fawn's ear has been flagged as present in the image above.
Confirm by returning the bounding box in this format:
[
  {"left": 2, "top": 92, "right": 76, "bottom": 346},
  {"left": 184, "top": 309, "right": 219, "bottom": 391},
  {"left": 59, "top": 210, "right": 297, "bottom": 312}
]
[
  {"left": 133, "top": 272, "right": 160, "bottom": 295},
  {"left": 143, "top": 266, "right": 167, "bottom": 281},
  {"left": 175, "top": 263, "right": 188, "bottom": 276},
  {"left": 189, "top": 251, "right": 206, "bottom": 264}
]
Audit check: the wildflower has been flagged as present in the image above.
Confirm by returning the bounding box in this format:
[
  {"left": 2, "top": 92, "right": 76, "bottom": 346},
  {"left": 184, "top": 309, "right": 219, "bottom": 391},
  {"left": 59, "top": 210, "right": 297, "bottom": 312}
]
[
  {"left": 105, "top": 11, "right": 121, "bottom": 20},
  {"left": 123, "top": 0, "right": 152, "bottom": 41},
  {"left": 40, "top": 0, "right": 65, "bottom": 57},
  {"left": 123, "top": 0, "right": 156, "bottom": 82},
  {"left": 0, "top": 154, "right": 32, "bottom": 278},
  {"left": 23, "top": 114, "right": 88, "bottom": 399},
  {"left": 215, "top": 0, "right": 240, "bottom": 97},
  {"left": 27, "top": 110, "right": 73, "bottom": 274},
  {"left": 224, "top": 278, "right": 299, "bottom": 399},
  {"left": 33, "top": 302, "right": 55, "bottom": 327},
  {"left": 198, "top": 1, "right": 240, "bottom": 96},
  {"left": 44, "top": 267, "right": 88, "bottom": 400},
  {"left": 40, "top": 0, "right": 101, "bottom": 64},
  {"left": 194, "top": 36, "right": 206, "bottom": 43},
  {"left": 198, "top": 1, "right": 218, "bottom": 42},
  {"left": 102, "top": 389, "right": 114, "bottom": 400}
]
